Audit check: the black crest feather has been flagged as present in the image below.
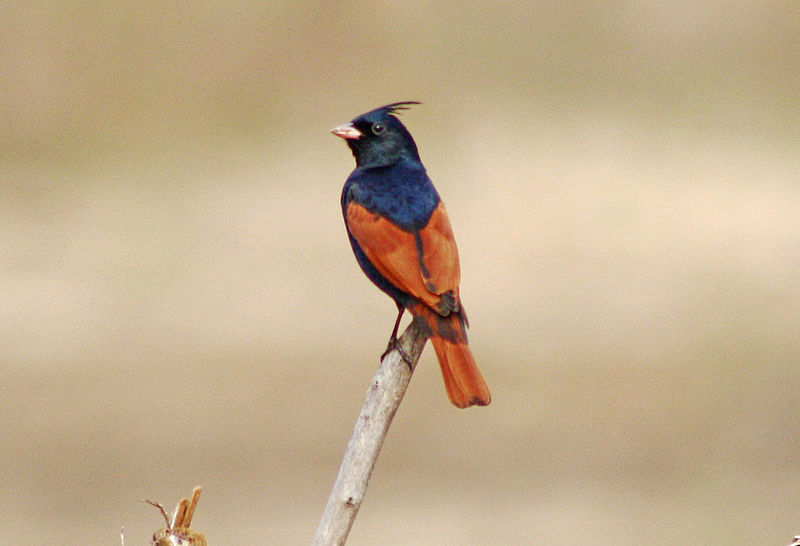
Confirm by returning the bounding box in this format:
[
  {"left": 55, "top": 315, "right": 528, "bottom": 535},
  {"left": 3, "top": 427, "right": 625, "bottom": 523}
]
[{"left": 382, "top": 101, "right": 421, "bottom": 115}]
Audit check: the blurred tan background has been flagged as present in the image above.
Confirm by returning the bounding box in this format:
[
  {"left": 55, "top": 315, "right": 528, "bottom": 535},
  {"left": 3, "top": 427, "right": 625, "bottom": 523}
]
[{"left": 2, "top": 2, "right": 799, "bottom": 544}]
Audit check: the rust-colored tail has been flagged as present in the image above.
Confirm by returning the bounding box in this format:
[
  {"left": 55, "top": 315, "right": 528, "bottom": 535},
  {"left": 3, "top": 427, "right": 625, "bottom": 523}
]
[
  {"left": 411, "top": 304, "right": 491, "bottom": 408},
  {"left": 430, "top": 334, "right": 491, "bottom": 408}
]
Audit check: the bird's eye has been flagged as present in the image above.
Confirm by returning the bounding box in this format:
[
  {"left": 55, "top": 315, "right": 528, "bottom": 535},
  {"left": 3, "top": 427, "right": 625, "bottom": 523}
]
[{"left": 371, "top": 122, "right": 386, "bottom": 135}]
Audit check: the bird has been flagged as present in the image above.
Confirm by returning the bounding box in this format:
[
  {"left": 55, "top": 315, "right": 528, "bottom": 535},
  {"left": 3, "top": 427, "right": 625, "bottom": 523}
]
[{"left": 331, "top": 102, "right": 490, "bottom": 408}]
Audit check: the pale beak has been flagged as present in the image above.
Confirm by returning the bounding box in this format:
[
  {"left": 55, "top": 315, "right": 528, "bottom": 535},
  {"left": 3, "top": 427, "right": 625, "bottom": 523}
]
[{"left": 331, "top": 123, "right": 362, "bottom": 140}]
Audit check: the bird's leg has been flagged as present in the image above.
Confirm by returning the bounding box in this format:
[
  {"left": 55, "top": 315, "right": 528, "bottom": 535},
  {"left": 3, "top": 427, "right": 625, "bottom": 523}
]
[
  {"left": 389, "top": 303, "right": 404, "bottom": 341},
  {"left": 381, "top": 304, "right": 411, "bottom": 365}
]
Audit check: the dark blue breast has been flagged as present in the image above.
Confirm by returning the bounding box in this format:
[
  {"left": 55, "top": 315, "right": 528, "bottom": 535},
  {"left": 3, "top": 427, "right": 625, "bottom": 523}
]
[{"left": 341, "top": 158, "right": 440, "bottom": 232}]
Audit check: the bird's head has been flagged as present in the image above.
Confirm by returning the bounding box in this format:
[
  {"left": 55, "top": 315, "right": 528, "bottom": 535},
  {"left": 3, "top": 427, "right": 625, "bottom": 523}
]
[{"left": 331, "top": 102, "right": 422, "bottom": 167}]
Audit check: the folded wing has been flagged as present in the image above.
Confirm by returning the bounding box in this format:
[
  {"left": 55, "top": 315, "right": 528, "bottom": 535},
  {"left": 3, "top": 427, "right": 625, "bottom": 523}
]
[{"left": 345, "top": 201, "right": 461, "bottom": 315}]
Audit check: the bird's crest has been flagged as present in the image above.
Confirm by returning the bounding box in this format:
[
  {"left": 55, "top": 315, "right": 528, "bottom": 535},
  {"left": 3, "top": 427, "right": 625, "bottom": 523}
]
[{"left": 381, "top": 101, "right": 421, "bottom": 116}]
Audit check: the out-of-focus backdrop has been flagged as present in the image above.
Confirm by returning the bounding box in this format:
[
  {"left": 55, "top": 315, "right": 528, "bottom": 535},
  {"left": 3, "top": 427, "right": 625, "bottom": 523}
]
[{"left": 2, "top": 2, "right": 799, "bottom": 544}]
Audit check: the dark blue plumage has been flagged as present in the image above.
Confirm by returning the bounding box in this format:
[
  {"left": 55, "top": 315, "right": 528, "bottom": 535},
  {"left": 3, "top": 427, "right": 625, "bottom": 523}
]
[{"left": 343, "top": 159, "right": 440, "bottom": 233}]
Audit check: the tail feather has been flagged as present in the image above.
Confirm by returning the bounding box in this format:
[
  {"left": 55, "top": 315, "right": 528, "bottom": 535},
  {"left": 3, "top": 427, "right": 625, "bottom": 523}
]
[
  {"left": 430, "top": 335, "right": 491, "bottom": 408},
  {"left": 411, "top": 303, "right": 491, "bottom": 408}
]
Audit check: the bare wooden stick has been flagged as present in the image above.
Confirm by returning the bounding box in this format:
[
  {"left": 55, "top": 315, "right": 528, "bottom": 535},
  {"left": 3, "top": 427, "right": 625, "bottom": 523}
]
[{"left": 313, "top": 320, "right": 428, "bottom": 546}]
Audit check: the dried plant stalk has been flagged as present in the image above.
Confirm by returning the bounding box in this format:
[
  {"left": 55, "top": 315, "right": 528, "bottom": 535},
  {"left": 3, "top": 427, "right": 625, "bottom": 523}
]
[{"left": 148, "top": 486, "right": 207, "bottom": 546}]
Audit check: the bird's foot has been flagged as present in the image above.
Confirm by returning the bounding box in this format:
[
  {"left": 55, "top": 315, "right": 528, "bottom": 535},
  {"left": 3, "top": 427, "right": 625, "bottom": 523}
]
[{"left": 381, "top": 336, "right": 412, "bottom": 368}]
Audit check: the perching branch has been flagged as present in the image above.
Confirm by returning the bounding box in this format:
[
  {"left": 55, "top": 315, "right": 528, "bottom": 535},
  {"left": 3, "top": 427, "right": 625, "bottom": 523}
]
[{"left": 312, "top": 320, "right": 428, "bottom": 546}]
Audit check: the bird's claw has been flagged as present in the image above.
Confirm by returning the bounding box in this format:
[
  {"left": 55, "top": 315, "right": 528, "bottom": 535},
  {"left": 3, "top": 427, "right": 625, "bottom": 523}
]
[{"left": 381, "top": 336, "right": 412, "bottom": 367}]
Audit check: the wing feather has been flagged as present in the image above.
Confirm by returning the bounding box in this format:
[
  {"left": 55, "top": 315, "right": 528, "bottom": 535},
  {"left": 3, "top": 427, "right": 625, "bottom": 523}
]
[{"left": 346, "top": 201, "right": 461, "bottom": 314}]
